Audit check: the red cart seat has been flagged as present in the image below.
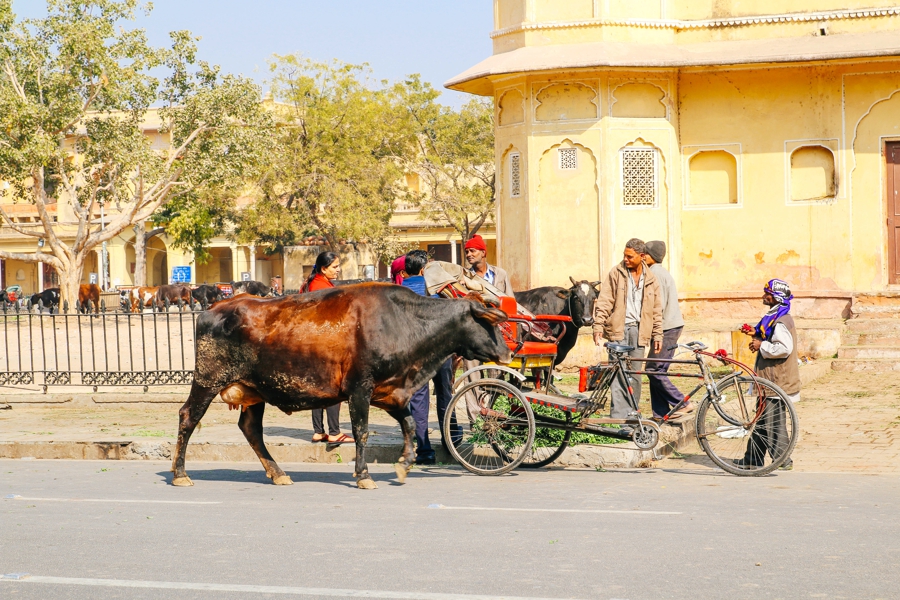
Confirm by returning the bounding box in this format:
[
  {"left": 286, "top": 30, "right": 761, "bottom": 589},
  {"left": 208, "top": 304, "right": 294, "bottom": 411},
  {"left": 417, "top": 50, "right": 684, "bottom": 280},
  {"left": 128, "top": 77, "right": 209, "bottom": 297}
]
[{"left": 515, "top": 341, "right": 558, "bottom": 356}]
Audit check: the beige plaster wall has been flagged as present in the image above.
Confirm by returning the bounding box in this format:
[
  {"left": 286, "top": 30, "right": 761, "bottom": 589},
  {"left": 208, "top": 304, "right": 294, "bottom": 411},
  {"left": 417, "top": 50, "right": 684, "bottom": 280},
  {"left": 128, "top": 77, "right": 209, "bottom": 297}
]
[{"left": 491, "top": 61, "right": 900, "bottom": 302}]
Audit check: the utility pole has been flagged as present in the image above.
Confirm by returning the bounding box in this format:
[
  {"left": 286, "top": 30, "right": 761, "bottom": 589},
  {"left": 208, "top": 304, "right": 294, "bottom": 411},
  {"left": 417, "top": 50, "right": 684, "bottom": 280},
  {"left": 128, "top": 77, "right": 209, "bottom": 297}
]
[{"left": 100, "top": 201, "right": 109, "bottom": 290}]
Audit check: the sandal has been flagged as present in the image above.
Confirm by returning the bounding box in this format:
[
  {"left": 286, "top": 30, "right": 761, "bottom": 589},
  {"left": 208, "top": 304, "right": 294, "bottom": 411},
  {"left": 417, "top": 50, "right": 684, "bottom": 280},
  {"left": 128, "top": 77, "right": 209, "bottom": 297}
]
[
  {"left": 672, "top": 402, "right": 695, "bottom": 417},
  {"left": 311, "top": 433, "right": 328, "bottom": 443},
  {"left": 327, "top": 433, "right": 354, "bottom": 444}
]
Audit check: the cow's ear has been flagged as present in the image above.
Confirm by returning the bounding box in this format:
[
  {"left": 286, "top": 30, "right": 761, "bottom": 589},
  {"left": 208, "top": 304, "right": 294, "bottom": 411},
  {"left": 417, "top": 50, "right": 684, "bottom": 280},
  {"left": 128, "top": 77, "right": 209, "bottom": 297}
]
[
  {"left": 555, "top": 290, "right": 569, "bottom": 299},
  {"left": 470, "top": 301, "right": 508, "bottom": 326}
]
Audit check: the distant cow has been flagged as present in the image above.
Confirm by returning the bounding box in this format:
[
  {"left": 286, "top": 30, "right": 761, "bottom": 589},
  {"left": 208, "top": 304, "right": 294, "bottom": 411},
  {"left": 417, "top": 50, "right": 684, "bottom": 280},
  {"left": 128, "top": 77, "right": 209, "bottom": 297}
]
[
  {"left": 30, "top": 288, "right": 61, "bottom": 312},
  {"left": 128, "top": 286, "right": 158, "bottom": 313},
  {"left": 230, "top": 280, "right": 273, "bottom": 297},
  {"left": 171, "top": 284, "right": 511, "bottom": 490},
  {"left": 78, "top": 283, "right": 101, "bottom": 314},
  {"left": 191, "top": 284, "right": 222, "bottom": 307},
  {"left": 155, "top": 284, "right": 193, "bottom": 311}
]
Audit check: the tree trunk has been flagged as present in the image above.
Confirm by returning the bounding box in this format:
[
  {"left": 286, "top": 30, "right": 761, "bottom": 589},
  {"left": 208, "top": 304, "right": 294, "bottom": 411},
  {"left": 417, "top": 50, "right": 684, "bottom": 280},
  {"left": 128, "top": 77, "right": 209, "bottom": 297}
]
[
  {"left": 57, "top": 259, "right": 84, "bottom": 313},
  {"left": 134, "top": 221, "right": 147, "bottom": 286}
]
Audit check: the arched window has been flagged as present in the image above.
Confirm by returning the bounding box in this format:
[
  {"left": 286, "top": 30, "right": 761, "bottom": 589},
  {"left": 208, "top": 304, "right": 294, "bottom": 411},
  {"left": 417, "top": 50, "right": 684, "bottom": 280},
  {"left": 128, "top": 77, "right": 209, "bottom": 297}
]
[
  {"left": 790, "top": 146, "right": 836, "bottom": 201},
  {"left": 688, "top": 150, "right": 738, "bottom": 206}
]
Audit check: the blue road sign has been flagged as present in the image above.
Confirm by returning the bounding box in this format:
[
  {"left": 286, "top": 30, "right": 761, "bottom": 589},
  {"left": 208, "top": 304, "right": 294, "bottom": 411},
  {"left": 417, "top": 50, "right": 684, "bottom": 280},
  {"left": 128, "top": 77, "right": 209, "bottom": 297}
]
[{"left": 171, "top": 266, "right": 192, "bottom": 283}]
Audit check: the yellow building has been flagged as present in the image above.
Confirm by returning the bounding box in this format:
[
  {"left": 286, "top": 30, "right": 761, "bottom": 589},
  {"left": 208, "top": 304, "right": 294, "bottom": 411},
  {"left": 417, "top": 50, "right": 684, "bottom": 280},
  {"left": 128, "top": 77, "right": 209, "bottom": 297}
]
[{"left": 447, "top": 0, "right": 900, "bottom": 318}]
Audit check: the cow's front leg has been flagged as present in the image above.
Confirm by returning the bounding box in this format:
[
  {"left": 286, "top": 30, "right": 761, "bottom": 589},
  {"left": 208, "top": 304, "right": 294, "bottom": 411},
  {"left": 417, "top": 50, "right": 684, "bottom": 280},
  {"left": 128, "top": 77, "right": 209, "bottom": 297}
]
[
  {"left": 347, "top": 391, "right": 376, "bottom": 489},
  {"left": 237, "top": 402, "right": 292, "bottom": 485},
  {"left": 386, "top": 406, "right": 415, "bottom": 484},
  {"left": 172, "top": 382, "right": 219, "bottom": 486}
]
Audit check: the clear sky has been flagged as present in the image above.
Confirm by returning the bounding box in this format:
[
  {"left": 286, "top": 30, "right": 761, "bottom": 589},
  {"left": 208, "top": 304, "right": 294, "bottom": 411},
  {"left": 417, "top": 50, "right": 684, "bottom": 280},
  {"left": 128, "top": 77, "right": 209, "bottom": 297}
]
[{"left": 13, "top": 0, "right": 493, "bottom": 106}]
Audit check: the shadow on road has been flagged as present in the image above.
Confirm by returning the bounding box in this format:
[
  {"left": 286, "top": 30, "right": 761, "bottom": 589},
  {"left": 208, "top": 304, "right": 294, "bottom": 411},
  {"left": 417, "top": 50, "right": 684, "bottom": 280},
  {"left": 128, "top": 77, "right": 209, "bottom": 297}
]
[{"left": 155, "top": 465, "right": 464, "bottom": 487}]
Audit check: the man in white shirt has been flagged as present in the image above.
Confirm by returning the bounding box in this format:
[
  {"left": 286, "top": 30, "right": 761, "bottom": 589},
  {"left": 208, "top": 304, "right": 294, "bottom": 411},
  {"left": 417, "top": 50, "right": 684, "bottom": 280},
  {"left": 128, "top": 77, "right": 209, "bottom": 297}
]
[{"left": 736, "top": 279, "right": 799, "bottom": 470}]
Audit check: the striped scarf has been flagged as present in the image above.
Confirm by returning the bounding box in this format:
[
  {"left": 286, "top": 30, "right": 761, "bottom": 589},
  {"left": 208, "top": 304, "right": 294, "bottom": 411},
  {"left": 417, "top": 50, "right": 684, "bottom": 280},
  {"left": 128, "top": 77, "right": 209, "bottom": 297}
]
[{"left": 754, "top": 279, "right": 793, "bottom": 340}]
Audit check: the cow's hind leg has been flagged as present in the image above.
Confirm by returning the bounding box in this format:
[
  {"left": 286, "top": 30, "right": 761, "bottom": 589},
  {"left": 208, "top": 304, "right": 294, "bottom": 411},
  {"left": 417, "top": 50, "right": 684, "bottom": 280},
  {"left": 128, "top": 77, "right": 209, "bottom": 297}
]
[
  {"left": 172, "top": 382, "right": 219, "bottom": 486},
  {"left": 237, "top": 402, "right": 292, "bottom": 485},
  {"left": 386, "top": 406, "right": 415, "bottom": 484},
  {"left": 347, "top": 390, "right": 377, "bottom": 490}
]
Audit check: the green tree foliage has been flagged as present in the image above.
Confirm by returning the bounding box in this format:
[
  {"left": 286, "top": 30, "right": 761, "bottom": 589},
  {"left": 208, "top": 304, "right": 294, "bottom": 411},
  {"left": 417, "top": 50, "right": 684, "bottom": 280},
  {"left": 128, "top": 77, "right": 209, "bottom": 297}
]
[
  {"left": 0, "top": 0, "right": 271, "bottom": 303},
  {"left": 397, "top": 76, "right": 495, "bottom": 243},
  {"left": 245, "top": 55, "right": 418, "bottom": 261}
]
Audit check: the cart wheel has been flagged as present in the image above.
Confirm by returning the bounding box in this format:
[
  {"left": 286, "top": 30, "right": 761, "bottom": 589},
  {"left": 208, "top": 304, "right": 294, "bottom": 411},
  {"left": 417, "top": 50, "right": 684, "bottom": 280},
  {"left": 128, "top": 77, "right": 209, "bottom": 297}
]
[
  {"left": 519, "top": 406, "right": 571, "bottom": 468},
  {"left": 696, "top": 376, "right": 798, "bottom": 476},
  {"left": 442, "top": 378, "right": 535, "bottom": 476},
  {"left": 631, "top": 423, "right": 659, "bottom": 450}
]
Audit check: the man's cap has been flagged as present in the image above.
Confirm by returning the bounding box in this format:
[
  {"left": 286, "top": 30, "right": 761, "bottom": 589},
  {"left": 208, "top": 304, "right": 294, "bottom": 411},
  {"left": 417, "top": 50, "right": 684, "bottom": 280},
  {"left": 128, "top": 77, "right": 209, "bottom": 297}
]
[
  {"left": 645, "top": 240, "right": 666, "bottom": 263},
  {"left": 465, "top": 235, "right": 487, "bottom": 252}
]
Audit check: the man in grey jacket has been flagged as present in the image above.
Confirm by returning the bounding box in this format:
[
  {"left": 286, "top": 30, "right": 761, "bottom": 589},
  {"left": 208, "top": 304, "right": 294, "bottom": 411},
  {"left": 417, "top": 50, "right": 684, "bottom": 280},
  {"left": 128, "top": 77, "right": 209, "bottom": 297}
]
[
  {"left": 592, "top": 238, "right": 663, "bottom": 426},
  {"left": 643, "top": 241, "right": 689, "bottom": 419}
]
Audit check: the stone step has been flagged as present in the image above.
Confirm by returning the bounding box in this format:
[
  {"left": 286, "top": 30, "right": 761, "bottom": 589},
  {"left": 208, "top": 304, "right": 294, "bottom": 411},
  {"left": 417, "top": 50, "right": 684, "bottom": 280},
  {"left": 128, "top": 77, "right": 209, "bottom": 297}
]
[
  {"left": 837, "top": 346, "right": 900, "bottom": 359},
  {"left": 831, "top": 358, "right": 900, "bottom": 372},
  {"left": 844, "top": 318, "right": 900, "bottom": 334},
  {"left": 849, "top": 295, "right": 900, "bottom": 319},
  {"left": 841, "top": 333, "right": 900, "bottom": 346}
]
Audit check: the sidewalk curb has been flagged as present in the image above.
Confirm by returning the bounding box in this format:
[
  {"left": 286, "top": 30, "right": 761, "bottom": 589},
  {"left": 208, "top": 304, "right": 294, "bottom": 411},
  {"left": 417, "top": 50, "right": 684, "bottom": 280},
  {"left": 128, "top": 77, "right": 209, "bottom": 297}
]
[{"left": 0, "top": 419, "right": 696, "bottom": 468}]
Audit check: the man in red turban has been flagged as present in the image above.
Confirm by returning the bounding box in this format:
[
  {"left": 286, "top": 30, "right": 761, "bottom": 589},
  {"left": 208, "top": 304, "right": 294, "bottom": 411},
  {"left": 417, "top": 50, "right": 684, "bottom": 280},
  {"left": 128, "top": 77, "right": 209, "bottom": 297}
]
[{"left": 464, "top": 234, "right": 513, "bottom": 295}]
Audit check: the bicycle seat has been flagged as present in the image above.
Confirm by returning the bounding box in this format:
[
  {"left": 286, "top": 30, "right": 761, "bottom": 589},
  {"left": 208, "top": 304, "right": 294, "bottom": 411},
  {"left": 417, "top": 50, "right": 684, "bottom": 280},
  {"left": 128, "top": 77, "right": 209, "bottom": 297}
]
[{"left": 605, "top": 342, "right": 635, "bottom": 354}]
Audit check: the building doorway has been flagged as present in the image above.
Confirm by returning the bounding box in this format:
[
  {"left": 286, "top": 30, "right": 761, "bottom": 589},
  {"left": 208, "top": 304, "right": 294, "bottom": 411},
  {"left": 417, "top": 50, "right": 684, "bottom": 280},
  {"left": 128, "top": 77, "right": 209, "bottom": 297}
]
[{"left": 888, "top": 142, "right": 900, "bottom": 284}]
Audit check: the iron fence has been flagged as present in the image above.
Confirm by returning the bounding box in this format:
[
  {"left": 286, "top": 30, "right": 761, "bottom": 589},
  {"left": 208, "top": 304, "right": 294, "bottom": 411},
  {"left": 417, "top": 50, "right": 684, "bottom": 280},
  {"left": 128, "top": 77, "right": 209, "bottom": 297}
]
[{"left": 0, "top": 298, "right": 204, "bottom": 390}]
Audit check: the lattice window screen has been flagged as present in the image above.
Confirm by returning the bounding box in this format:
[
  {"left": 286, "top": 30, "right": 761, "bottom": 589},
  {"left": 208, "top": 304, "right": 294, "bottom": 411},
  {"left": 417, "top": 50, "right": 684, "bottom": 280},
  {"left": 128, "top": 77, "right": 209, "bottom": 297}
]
[
  {"left": 621, "top": 148, "right": 657, "bottom": 206},
  {"left": 510, "top": 153, "right": 521, "bottom": 197},
  {"left": 558, "top": 148, "right": 578, "bottom": 170}
]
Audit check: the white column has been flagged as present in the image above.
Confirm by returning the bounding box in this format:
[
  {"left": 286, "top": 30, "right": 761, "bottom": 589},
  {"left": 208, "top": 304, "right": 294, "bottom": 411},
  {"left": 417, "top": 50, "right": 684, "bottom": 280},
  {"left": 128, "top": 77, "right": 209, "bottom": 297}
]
[
  {"left": 450, "top": 240, "right": 458, "bottom": 265},
  {"left": 37, "top": 258, "right": 44, "bottom": 292},
  {"left": 230, "top": 243, "right": 240, "bottom": 282},
  {"left": 249, "top": 244, "right": 257, "bottom": 281}
]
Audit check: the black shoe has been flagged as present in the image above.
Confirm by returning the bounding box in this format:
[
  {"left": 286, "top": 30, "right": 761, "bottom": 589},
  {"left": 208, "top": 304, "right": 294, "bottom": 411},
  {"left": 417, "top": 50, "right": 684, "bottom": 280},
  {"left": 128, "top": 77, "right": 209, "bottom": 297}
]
[
  {"left": 732, "top": 457, "right": 763, "bottom": 468},
  {"left": 416, "top": 454, "right": 436, "bottom": 466},
  {"left": 619, "top": 426, "right": 634, "bottom": 437}
]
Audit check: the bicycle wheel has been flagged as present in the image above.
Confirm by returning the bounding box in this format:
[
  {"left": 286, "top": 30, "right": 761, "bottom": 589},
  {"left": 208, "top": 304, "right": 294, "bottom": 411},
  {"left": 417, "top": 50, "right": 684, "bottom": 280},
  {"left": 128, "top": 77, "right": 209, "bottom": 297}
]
[
  {"left": 696, "top": 376, "right": 798, "bottom": 476},
  {"left": 519, "top": 404, "right": 572, "bottom": 468},
  {"left": 443, "top": 378, "right": 535, "bottom": 475}
]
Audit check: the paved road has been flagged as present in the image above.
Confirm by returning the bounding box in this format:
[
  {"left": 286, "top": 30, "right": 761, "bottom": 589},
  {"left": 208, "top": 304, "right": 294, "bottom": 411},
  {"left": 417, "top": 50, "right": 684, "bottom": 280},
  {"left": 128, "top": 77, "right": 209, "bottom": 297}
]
[{"left": 1, "top": 460, "right": 898, "bottom": 600}]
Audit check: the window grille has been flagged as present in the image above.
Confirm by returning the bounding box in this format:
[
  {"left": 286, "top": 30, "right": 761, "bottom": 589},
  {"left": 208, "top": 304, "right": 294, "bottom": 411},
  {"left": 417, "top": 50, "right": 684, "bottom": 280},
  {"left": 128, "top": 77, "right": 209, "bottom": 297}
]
[
  {"left": 510, "top": 153, "right": 521, "bottom": 197},
  {"left": 558, "top": 148, "right": 578, "bottom": 170},
  {"left": 621, "top": 148, "right": 657, "bottom": 206}
]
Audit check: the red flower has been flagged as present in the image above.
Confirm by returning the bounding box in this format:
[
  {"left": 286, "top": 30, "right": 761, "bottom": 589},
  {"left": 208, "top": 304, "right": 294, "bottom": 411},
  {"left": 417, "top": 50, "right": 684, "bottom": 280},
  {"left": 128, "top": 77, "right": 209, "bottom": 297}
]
[
  {"left": 740, "top": 323, "right": 754, "bottom": 335},
  {"left": 714, "top": 349, "right": 728, "bottom": 359}
]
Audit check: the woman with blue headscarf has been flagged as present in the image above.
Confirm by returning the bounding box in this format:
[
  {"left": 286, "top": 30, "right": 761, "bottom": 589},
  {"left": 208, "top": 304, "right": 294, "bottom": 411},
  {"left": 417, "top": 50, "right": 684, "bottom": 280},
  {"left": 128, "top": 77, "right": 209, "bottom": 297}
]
[{"left": 735, "top": 278, "right": 800, "bottom": 470}]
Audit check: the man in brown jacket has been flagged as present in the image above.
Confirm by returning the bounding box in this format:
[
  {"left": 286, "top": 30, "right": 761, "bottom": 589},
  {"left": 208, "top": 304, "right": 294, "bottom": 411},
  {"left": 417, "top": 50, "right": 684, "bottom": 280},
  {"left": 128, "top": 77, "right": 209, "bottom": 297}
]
[{"left": 592, "top": 238, "right": 663, "bottom": 425}]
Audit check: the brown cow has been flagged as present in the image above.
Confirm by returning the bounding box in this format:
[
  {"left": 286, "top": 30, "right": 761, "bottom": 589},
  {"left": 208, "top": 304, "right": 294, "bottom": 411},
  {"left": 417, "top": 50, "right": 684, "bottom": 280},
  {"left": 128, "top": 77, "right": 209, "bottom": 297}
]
[
  {"left": 155, "top": 284, "right": 193, "bottom": 311},
  {"left": 171, "top": 283, "right": 511, "bottom": 489},
  {"left": 78, "top": 284, "right": 101, "bottom": 314},
  {"left": 130, "top": 286, "right": 158, "bottom": 313}
]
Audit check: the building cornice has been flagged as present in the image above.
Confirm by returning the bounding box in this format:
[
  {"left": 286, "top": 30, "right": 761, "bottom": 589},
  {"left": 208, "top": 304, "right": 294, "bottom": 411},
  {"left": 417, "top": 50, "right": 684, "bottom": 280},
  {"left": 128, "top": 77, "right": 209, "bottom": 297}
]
[{"left": 491, "top": 6, "right": 900, "bottom": 37}]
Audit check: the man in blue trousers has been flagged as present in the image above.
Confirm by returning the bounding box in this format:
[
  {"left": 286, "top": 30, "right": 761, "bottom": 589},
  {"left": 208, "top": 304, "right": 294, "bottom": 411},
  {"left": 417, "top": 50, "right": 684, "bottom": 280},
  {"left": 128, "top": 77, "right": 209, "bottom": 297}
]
[{"left": 400, "top": 249, "right": 455, "bottom": 465}]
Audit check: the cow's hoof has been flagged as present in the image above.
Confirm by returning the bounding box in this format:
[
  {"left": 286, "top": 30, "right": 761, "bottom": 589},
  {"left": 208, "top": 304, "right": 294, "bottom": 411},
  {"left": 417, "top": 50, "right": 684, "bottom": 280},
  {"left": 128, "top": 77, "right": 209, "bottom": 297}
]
[
  {"left": 357, "top": 478, "right": 378, "bottom": 490},
  {"left": 394, "top": 463, "right": 410, "bottom": 484},
  {"left": 171, "top": 476, "right": 193, "bottom": 487},
  {"left": 272, "top": 475, "right": 293, "bottom": 486}
]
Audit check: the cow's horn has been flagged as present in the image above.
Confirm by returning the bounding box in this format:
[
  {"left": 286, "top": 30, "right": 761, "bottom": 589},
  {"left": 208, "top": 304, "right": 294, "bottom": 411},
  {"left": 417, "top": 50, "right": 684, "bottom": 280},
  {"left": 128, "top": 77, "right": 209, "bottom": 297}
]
[
  {"left": 590, "top": 280, "right": 601, "bottom": 287},
  {"left": 569, "top": 276, "right": 578, "bottom": 286}
]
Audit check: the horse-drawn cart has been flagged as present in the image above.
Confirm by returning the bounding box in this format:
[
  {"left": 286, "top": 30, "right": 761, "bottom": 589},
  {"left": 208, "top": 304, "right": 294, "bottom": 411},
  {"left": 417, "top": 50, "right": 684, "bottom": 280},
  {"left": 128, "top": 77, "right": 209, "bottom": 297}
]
[{"left": 423, "top": 262, "right": 798, "bottom": 477}]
